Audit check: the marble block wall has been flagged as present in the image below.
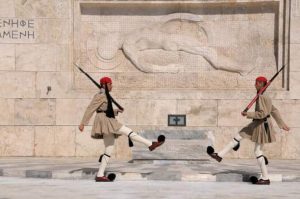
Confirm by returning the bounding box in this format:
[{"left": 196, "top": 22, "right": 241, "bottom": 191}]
[{"left": 0, "top": 0, "right": 299, "bottom": 160}]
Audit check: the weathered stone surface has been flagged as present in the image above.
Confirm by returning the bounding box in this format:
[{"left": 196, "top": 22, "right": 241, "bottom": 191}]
[
  {"left": 25, "top": 170, "right": 52, "bottom": 179},
  {"left": 147, "top": 171, "right": 181, "bottom": 181},
  {"left": 0, "top": 0, "right": 15, "bottom": 17},
  {"left": 59, "top": 48, "right": 71, "bottom": 72},
  {"left": 15, "top": 0, "right": 70, "bottom": 18},
  {"left": 197, "top": 72, "right": 239, "bottom": 89},
  {"left": 112, "top": 99, "right": 137, "bottom": 126},
  {"left": 291, "top": 16, "right": 300, "bottom": 44},
  {"left": 181, "top": 173, "right": 216, "bottom": 182},
  {"left": 0, "top": 126, "right": 34, "bottom": 156},
  {"left": 132, "top": 130, "right": 213, "bottom": 160},
  {"left": 217, "top": 100, "right": 253, "bottom": 127},
  {"left": 135, "top": 100, "right": 176, "bottom": 126},
  {"left": 16, "top": 44, "right": 69, "bottom": 72},
  {"left": 272, "top": 100, "right": 300, "bottom": 128},
  {"left": 290, "top": 44, "right": 300, "bottom": 72},
  {"left": 113, "top": 89, "right": 292, "bottom": 101},
  {"left": 0, "top": 72, "right": 36, "bottom": 98},
  {"left": 177, "top": 100, "right": 218, "bottom": 127},
  {"left": 15, "top": 99, "right": 55, "bottom": 125},
  {"left": 75, "top": 72, "right": 239, "bottom": 90},
  {"left": 281, "top": 128, "right": 300, "bottom": 159},
  {"left": 216, "top": 173, "right": 243, "bottom": 182},
  {"left": 0, "top": 98, "right": 14, "bottom": 125},
  {"left": 75, "top": 71, "right": 258, "bottom": 90},
  {"left": 36, "top": 72, "right": 73, "bottom": 98},
  {"left": 35, "top": 19, "right": 71, "bottom": 44},
  {"left": 289, "top": 72, "right": 300, "bottom": 99},
  {"left": 75, "top": 126, "right": 105, "bottom": 157},
  {"left": 56, "top": 98, "right": 91, "bottom": 125},
  {"left": 34, "top": 126, "right": 76, "bottom": 156},
  {"left": 292, "top": 0, "right": 300, "bottom": 17},
  {"left": 0, "top": 44, "right": 15, "bottom": 70}
]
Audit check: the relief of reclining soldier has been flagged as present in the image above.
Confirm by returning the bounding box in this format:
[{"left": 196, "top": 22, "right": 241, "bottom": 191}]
[{"left": 87, "top": 13, "right": 266, "bottom": 75}]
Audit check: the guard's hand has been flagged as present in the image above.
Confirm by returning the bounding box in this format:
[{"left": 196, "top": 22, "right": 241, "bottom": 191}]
[
  {"left": 241, "top": 112, "right": 247, "bottom": 117},
  {"left": 282, "top": 124, "right": 290, "bottom": 132},
  {"left": 79, "top": 124, "right": 84, "bottom": 132}
]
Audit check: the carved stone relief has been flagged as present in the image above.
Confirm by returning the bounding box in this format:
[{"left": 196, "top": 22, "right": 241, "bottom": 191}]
[
  {"left": 75, "top": 2, "right": 282, "bottom": 89},
  {"left": 86, "top": 13, "right": 266, "bottom": 75}
]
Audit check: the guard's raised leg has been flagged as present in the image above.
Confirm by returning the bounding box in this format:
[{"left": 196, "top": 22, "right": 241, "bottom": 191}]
[{"left": 118, "top": 125, "right": 165, "bottom": 150}]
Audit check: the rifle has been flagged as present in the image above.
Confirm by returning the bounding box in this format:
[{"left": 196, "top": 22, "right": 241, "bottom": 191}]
[
  {"left": 74, "top": 63, "right": 124, "bottom": 110},
  {"left": 243, "top": 65, "right": 285, "bottom": 112}
]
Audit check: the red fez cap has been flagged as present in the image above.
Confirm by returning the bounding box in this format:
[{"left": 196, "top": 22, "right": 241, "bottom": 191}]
[
  {"left": 256, "top": 76, "right": 267, "bottom": 83},
  {"left": 100, "top": 77, "right": 112, "bottom": 84}
]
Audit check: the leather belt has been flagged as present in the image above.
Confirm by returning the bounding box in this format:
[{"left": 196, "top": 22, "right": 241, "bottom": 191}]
[
  {"left": 253, "top": 115, "right": 270, "bottom": 122},
  {"left": 252, "top": 115, "right": 270, "bottom": 134}
]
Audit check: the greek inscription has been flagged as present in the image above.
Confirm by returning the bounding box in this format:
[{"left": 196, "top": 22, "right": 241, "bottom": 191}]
[{"left": 0, "top": 18, "right": 35, "bottom": 40}]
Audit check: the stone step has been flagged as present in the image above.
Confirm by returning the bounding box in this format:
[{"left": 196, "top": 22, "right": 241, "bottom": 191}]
[
  {"left": 133, "top": 140, "right": 210, "bottom": 160},
  {"left": 132, "top": 130, "right": 214, "bottom": 161},
  {"left": 138, "top": 130, "right": 211, "bottom": 140}
]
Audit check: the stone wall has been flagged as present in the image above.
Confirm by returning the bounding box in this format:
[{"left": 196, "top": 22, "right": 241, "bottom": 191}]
[{"left": 0, "top": 0, "right": 299, "bottom": 160}]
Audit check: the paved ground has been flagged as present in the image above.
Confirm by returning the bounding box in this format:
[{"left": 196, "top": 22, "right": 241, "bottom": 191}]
[
  {"left": 0, "top": 177, "right": 299, "bottom": 199},
  {"left": 0, "top": 158, "right": 300, "bottom": 182},
  {"left": 1, "top": 158, "right": 300, "bottom": 198}
]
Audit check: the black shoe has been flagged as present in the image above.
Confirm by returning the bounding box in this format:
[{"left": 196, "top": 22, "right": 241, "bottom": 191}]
[
  {"left": 254, "top": 179, "right": 270, "bottom": 185},
  {"left": 207, "top": 146, "right": 222, "bottom": 162},
  {"left": 208, "top": 153, "right": 222, "bottom": 162},
  {"left": 149, "top": 135, "right": 165, "bottom": 151},
  {"left": 95, "top": 176, "right": 111, "bottom": 182}
]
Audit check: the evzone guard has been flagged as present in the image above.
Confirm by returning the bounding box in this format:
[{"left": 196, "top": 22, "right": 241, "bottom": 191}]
[
  {"left": 207, "top": 70, "right": 290, "bottom": 185},
  {"left": 76, "top": 64, "right": 165, "bottom": 182}
]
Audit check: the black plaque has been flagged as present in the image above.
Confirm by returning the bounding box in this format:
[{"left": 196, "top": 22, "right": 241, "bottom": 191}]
[{"left": 168, "top": 115, "right": 186, "bottom": 126}]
